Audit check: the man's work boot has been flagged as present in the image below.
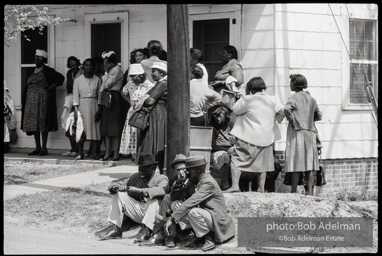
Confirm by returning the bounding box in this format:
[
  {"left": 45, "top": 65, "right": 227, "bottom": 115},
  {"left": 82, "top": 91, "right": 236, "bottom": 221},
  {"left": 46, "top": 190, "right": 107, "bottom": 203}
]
[
  {"left": 95, "top": 224, "right": 114, "bottom": 237},
  {"left": 184, "top": 232, "right": 198, "bottom": 248},
  {"left": 134, "top": 226, "right": 152, "bottom": 243},
  {"left": 165, "top": 236, "right": 176, "bottom": 248},
  {"left": 201, "top": 233, "right": 216, "bottom": 251},
  {"left": 98, "top": 224, "right": 122, "bottom": 240},
  {"left": 140, "top": 229, "right": 165, "bottom": 246}
]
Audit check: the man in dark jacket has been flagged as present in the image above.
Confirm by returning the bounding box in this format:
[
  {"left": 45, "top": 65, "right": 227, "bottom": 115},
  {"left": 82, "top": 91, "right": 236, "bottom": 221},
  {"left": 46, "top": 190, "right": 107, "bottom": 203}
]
[
  {"left": 164, "top": 155, "right": 236, "bottom": 251},
  {"left": 96, "top": 152, "right": 169, "bottom": 241}
]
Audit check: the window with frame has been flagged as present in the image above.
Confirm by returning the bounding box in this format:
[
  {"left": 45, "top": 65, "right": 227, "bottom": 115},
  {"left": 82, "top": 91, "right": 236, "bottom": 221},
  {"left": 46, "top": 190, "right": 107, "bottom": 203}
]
[
  {"left": 349, "top": 18, "right": 378, "bottom": 104},
  {"left": 193, "top": 19, "right": 230, "bottom": 83},
  {"left": 21, "top": 27, "right": 48, "bottom": 102},
  {"left": 91, "top": 23, "right": 121, "bottom": 63}
]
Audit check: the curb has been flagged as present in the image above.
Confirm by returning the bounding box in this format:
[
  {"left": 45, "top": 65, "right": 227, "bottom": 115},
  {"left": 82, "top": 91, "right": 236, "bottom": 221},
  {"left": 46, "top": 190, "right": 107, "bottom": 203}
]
[{"left": 4, "top": 156, "right": 135, "bottom": 167}]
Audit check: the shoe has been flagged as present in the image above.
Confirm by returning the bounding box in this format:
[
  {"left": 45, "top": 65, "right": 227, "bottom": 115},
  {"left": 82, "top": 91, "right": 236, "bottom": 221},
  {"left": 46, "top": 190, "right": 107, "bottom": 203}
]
[
  {"left": 140, "top": 236, "right": 164, "bottom": 246},
  {"left": 28, "top": 150, "right": 40, "bottom": 156},
  {"left": 102, "top": 153, "right": 113, "bottom": 161},
  {"left": 165, "top": 236, "right": 176, "bottom": 248},
  {"left": 184, "top": 233, "right": 198, "bottom": 247},
  {"left": 39, "top": 149, "right": 48, "bottom": 156},
  {"left": 112, "top": 158, "right": 119, "bottom": 161},
  {"left": 98, "top": 230, "right": 122, "bottom": 240},
  {"left": 62, "top": 151, "right": 71, "bottom": 156},
  {"left": 92, "top": 154, "right": 100, "bottom": 160},
  {"left": 134, "top": 227, "right": 152, "bottom": 243},
  {"left": 70, "top": 152, "right": 78, "bottom": 157},
  {"left": 95, "top": 225, "right": 114, "bottom": 237},
  {"left": 75, "top": 154, "right": 84, "bottom": 160},
  {"left": 201, "top": 234, "right": 216, "bottom": 251}
]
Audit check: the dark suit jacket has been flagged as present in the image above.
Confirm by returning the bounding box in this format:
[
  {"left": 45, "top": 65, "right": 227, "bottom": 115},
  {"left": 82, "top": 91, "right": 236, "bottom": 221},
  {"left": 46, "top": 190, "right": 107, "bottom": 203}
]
[
  {"left": 171, "top": 173, "right": 235, "bottom": 243},
  {"left": 126, "top": 172, "right": 169, "bottom": 202}
]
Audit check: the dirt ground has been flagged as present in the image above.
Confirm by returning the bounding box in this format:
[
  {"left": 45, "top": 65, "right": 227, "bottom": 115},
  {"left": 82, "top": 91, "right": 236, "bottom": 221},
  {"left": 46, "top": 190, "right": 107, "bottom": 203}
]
[{"left": 3, "top": 161, "right": 378, "bottom": 254}]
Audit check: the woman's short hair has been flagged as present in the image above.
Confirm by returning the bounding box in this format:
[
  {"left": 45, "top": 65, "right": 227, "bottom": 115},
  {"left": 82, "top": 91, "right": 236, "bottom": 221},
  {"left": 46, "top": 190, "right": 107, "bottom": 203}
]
[
  {"left": 223, "top": 45, "right": 238, "bottom": 60},
  {"left": 289, "top": 74, "right": 308, "bottom": 89},
  {"left": 66, "top": 56, "right": 81, "bottom": 69},
  {"left": 246, "top": 77, "right": 267, "bottom": 94},
  {"left": 82, "top": 58, "right": 95, "bottom": 68},
  {"left": 191, "top": 65, "right": 204, "bottom": 79},
  {"left": 130, "top": 48, "right": 149, "bottom": 64},
  {"left": 147, "top": 40, "right": 163, "bottom": 57}
]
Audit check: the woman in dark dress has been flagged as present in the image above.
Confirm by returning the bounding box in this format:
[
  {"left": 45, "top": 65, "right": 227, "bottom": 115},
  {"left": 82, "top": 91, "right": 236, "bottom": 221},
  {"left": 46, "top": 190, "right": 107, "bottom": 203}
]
[
  {"left": 100, "top": 51, "right": 124, "bottom": 161},
  {"left": 135, "top": 62, "right": 167, "bottom": 173},
  {"left": 21, "top": 49, "right": 65, "bottom": 156}
]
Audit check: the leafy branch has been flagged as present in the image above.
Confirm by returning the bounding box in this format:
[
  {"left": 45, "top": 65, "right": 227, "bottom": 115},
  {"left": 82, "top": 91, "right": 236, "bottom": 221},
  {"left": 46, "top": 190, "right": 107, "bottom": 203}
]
[{"left": 4, "top": 5, "right": 72, "bottom": 46}]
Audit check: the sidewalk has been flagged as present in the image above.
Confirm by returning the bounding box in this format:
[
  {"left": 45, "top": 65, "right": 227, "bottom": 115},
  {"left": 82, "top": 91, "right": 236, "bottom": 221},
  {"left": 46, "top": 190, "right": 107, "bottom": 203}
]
[{"left": 3, "top": 152, "right": 138, "bottom": 201}]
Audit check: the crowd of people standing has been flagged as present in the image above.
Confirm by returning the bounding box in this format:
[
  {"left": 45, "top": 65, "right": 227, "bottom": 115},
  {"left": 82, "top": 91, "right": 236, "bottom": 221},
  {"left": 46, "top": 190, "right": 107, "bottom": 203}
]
[{"left": 21, "top": 40, "right": 321, "bottom": 196}]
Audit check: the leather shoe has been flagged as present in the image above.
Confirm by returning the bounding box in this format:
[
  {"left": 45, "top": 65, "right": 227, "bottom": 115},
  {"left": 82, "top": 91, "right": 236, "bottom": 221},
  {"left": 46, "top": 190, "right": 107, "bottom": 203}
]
[
  {"left": 39, "top": 149, "right": 48, "bottom": 156},
  {"left": 165, "top": 236, "right": 176, "bottom": 248},
  {"left": 139, "top": 236, "right": 164, "bottom": 246},
  {"left": 28, "top": 150, "right": 40, "bottom": 156},
  {"left": 184, "top": 233, "right": 198, "bottom": 247},
  {"left": 98, "top": 230, "right": 122, "bottom": 240},
  {"left": 134, "top": 227, "right": 152, "bottom": 243},
  {"left": 95, "top": 225, "right": 114, "bottom": 237},
  {"left": 201, "top": 234, "right": 216, "bottom": 251}
]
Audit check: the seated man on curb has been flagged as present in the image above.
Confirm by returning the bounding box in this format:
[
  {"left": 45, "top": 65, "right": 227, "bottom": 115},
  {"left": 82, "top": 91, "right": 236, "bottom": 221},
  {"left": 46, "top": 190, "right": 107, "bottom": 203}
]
[
  {"left": 142, "top": 154, "right": 195, "bottom": 247},
  {"left": 95, "top": 152, "right": 169, "bottom": 241},
  {"left": 164, "top": 156, "right": 236, "bottom": 251}
]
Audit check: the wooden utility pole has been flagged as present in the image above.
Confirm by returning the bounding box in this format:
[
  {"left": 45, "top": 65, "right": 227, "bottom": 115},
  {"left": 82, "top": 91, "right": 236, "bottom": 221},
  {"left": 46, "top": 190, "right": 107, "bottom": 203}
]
[{"left": 166, "top": 4, "right": 190, "bottom": 181}]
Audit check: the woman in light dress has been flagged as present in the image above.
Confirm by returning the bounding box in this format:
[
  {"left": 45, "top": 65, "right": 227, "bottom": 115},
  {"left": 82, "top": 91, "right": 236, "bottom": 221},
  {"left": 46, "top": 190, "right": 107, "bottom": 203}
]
[{"left": 119, "top": 63, "right": 154, "bottom": 159}]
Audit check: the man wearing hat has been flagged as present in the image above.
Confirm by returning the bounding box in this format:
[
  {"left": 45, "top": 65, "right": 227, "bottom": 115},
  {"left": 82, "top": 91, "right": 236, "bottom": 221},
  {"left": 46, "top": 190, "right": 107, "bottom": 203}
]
[
  {"left": 96, "top": 152, "right": 169, "bottom": 241},
  {"left": 164, "top": 155, "right": 236, "bottom": 251},
  {"left": 142, "top": 154, "right": 196, "bottom": 247}
]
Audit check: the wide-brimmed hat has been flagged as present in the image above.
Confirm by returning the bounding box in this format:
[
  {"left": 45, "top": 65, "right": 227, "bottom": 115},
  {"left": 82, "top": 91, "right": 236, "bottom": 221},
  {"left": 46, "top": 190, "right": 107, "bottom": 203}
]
[
  {"left": 170, "top": 154, "right": 187, "bottom": 169},
  {"left": 35, "top": 49, "right": 48, "bottom": 58},
  {"left": 151, "top": 62, "right": 167, "bottom": 72},
  {"left": 101, "top": 51, "right": 115, "bottom": 59},
  {"left": 129, "top": 63, "right": 145, "bottom": 76},
  {"left": 137, "top": 152, "right": 158, "bottom": 167},
  {"left": 184, "top": 156, "right": 207, "bottom": 169}
]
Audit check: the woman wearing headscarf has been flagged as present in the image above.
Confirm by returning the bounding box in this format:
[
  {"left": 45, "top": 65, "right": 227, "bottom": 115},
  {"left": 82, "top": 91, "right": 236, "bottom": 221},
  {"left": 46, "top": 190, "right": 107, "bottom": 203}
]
[
  {"left": 100, "top": 51, "right": 124, "bottom": 161},
  {"left": 21, "top": 49, "right": 65, "bottom": 156},
  {"left": 284, "top": 74, "right": 322, "bottom": 195},
  {"left": 120, "top": 63, "right": 154, "bottom": 159},
  {"left": 225, "top": 77, "right": 285, "bottom": 193},
  {"left": 135, "top": 62, "right": 168, "bottom": 174}
]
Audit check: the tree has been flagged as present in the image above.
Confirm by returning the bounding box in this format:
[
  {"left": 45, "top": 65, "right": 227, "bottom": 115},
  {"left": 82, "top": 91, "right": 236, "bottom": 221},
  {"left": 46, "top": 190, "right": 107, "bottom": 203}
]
[{"left": 4, "top": 5, "right": 70, "bottom": 46}]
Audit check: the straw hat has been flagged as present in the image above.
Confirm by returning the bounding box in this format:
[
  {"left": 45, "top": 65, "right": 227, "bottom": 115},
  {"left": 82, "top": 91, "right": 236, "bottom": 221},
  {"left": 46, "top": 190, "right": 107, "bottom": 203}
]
[
  {"left": 151, "top": 62, "right": 167, "bottom": 72},
  {"left": 128, "top": 64, "right": 145, "bottom": 76}
]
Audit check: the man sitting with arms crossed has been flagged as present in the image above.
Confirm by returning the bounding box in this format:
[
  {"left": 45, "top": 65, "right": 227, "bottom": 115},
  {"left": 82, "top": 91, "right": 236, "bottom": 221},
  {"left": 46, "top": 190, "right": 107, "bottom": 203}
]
[
  {"left": 164, "top": 155, "right": 235, "bottom": 251},
  {"left": 142, "top": 154, "right": 196, "bottom": 247},
  {"left": 95, "top": 152, "right": 169, "bottom": 241}
]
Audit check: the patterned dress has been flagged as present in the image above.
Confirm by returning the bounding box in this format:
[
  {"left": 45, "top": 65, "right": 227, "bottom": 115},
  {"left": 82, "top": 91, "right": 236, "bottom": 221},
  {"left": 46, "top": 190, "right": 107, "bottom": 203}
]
[
  {"left": 119, "top": 79, "right": 154, "bottom": 155},
  {"left": 136, "top": 77, "right": 167, "bottom": 173},
  {"left": 22, "top": 70, "right": 49, "bottom": 133}
]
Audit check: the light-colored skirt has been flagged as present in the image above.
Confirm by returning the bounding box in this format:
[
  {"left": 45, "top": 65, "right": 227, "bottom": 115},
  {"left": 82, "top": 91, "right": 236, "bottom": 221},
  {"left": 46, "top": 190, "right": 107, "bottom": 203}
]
[
  {"left": 284, "top": 124, "right": 319, "bottom": 172},
  {"left": 119, "top": 108, "right": 137, "bottom": 155},
  {"left": 78, "top": 98, "right": 100, "bottom": 140},
  {"left": 230, "top": 138, "right": 274, "bottom": 173}
]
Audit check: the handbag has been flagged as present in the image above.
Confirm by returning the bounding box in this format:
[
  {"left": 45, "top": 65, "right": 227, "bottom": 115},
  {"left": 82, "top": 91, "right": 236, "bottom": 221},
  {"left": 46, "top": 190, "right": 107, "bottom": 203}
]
[
  {"left": 101, "top": 89, "right": 112, "bottom": 108},
  {"left": 314, "top": 151, "right": 326, "bottom": 186},
  {"left": 128, "top": 109, "right": 150, "bottom": 130}
]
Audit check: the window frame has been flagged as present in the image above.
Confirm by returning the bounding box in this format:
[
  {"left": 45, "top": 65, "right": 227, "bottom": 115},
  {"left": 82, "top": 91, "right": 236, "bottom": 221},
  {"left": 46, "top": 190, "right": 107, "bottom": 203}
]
[
  {"left": 84, "top": 12, "right": 129, "bottom": 72},
  {"left": 340, "top": 4, "right": 378, "bottom": 111},
  {"left": 15, "top": 24, "right": 55, "bottom": 109}
]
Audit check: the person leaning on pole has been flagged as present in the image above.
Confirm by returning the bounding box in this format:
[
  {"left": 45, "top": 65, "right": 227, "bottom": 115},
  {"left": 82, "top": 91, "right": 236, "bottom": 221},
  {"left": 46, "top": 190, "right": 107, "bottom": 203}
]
[
  {"left": 164, "top": 155, "right": 236, "bottom": 251},
  {"left": 95, "top": 152, "right": 169, "bottom": 241}
]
